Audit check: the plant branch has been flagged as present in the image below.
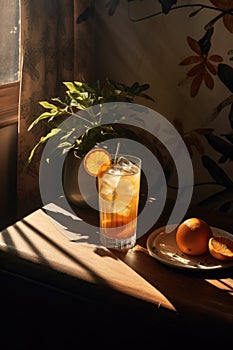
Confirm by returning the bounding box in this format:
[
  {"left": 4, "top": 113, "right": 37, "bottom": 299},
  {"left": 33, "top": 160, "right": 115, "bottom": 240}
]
[
  {"left": 204, "top": 11, "right": 225, "bottom": 31},
  {"left": 128, "top": 3, "right": 233, "bottom": 23}
]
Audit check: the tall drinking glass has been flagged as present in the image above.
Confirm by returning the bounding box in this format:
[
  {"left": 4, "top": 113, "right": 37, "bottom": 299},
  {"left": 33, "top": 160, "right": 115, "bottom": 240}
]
[{"left": 98, "top": 154, "right": 141, "bottom": 250}]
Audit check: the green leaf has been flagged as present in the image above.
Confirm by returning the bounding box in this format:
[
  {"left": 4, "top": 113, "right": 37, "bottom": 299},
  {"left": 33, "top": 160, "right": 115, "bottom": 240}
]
[
  {"left": 40, "top": 128, "right": 61, "bottom": 142},
  {"left": 57, "top": 141, "right": 73, "bottom": 149},
  {"left": 63, "top": 82, "right": 79, "bottom": 92},
  {"left": 202, "top": 155, "right": 233, "bottom": 186},
  {"left": 27, "top": 112, "right": 57, "bottom": 131},
  {"left": 39, "top": 101, "right": 57, "bottom": 109},
  {"left": 73, "top": 81, "right": 83, "bottom": 87},
  {"left": 51, "top": 97, "right": 68, "bottom": 107},
  {"left": 25, "top": 143, "right": 41, "bottom": 166},
  {"left": 26, "top": 128, "right": 61, "bottom": 165}
]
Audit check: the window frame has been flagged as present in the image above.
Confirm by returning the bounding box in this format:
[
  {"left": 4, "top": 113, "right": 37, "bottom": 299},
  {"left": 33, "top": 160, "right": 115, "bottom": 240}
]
[
  {"left": 0, "top": 0, "right": 20, "bottom": 128},
  {"left": 0, "top": 81, "right": 19, "bottom": 128}
]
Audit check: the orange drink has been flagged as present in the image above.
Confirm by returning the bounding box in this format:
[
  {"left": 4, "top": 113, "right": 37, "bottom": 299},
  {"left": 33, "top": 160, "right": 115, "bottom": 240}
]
[{"left": 98, "top": 155, "right": 141, "bottom": 249}]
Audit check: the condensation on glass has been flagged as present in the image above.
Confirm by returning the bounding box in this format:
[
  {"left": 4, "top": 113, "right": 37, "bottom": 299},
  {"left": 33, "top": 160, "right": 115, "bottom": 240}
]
[{"left": 0, "top": 0, "right": 20, "bottom": 84}]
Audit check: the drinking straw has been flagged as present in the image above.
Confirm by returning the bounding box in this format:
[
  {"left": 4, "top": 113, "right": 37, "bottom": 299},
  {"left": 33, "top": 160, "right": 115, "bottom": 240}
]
[{"left": 114, "top": 142, "right": 120, "bottom": 164}]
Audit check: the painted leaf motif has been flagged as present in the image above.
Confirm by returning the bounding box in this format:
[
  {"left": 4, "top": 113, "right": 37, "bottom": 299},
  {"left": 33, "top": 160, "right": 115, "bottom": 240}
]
[
  {"left": 219, "top": 154, "right": 229, "bottom": 163},
  {"left": 199, "top": 188, "right": 233, "bottom": 212},
  {"left": 184, "top": 139, "right": 193, "bottom": 158},
  {"left": 206, "top": 61, "right": 217, "bottom": 75},
  {"left": 210, "top": 0, "right": 232, "bottom": 10},
  {"left": 191, "top": 73, "right": 203, "bottom": 97},
  {"left": 219, "top": 200, "right": 233, "bottom": 213},
  {"left": 209, "top": 55, "right": 223, "bottom": 62},
  {"left": 202, "top": 155, "right": 233, "bottom": 186},
  {"left": 218, "top": 64, "right": 233, "bottom": 93},
  {"left": 229, "top": 103, "right": 233, "bottom": 129},
  {"left": 179, "top": 56, "right": 202, "bottom": 65},
  {"left": 223, "top": 133, "right": 233, "bottom": 145},
  {"left": 187, "top": 36, "right": 202, "bottom": 55},
  {"left": 204, "top": 70, "right": 214, "bottom": 89},
  {"left": 188, "top": 132, "right": 205, "bottom": 154},
  {"left": 223, "top": 14, "right": 233, "bottom": 33},
  {"left": 198, "top": 28, "right": 214, "bottom": 55},
  {"left": 195, "top": 128, "right": 214, "bottom": 134},
  {"left": 158, "top": 0, "right": 177, "bottom": 14},
  {"left": 205, "top": 134, "right": 233, "bottom": 159},
  {"left": 187, "top": 63, "right": 204, "bottom": 77}
]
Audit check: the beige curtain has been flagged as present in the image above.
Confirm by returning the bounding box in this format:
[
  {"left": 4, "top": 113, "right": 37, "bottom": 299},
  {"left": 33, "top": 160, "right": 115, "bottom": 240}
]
[{"left": 17, "top": 0, "right": 75, "bottom": 219}]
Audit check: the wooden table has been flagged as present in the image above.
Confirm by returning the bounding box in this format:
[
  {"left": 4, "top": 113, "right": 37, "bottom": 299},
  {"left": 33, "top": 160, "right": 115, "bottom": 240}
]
[{"left": 0, "top": 202, "right": 232, "bottom": 347}]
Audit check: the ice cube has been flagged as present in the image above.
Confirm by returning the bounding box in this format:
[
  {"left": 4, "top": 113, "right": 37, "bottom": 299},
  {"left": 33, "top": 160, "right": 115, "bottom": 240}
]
[
  {"left": 115, "top": 156, "right": 132, "bottom": 172},
  {"left": 116, "top": 156, "right": 139, "bottom": 174},
  {"left": 99, "top": 168, "right": 121, "bottom": 201},
  {"left": 117, "top": 156, "right": 132, "bottom": 167},
  {"left": 101, "top": 169, "right": 121, "bottom": 189},
  {"left": 100, "top": 185, "right": 116, "bottom": 201}
]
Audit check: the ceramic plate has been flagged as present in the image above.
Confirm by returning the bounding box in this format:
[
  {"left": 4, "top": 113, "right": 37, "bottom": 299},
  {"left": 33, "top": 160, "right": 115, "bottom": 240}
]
[{"left": 146, "top": 224, "right": 233, "bottom": 270}]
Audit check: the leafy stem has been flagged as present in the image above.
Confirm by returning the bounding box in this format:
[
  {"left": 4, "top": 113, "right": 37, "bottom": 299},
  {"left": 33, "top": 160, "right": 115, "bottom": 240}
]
[{"left": 26, "top": 79, "right": 154, "bottom": 165}]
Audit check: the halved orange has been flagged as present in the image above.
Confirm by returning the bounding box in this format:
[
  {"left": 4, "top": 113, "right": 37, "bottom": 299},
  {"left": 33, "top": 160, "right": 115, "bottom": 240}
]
[
  {"left": 84, "top": 148, "right": 112, "bottom": 176},
  {"left": 208, "top": 236, "right": 233, "bottom": 261}
]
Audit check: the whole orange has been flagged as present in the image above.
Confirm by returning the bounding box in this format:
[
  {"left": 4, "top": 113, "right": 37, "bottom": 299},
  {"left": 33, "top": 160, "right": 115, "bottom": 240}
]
[{"left": 176, "top": 218, "right": 213, "bottom": 256}]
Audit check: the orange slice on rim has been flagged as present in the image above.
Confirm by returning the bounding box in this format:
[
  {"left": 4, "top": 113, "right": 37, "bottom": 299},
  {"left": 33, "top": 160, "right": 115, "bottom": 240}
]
[
  {"left": 208, "top": 236, "right": 233, "bottom": 261},
  {"left": 84, "top": 148, "right": 112, "bottom": 176}
]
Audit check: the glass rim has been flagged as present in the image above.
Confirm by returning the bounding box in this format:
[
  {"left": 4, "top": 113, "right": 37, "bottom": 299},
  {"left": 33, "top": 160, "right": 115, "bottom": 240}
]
[
  {"left": 104, "top": 153, "right": 142, "bottom": 175},
  {"left": 109, "top": 153, "right": 141, "bottom": 164}
]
